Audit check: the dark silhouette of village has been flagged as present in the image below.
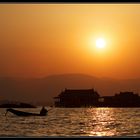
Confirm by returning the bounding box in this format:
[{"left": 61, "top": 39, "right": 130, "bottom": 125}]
[{"left": 54, "top": 88, "right": 140, "bottom": 107}]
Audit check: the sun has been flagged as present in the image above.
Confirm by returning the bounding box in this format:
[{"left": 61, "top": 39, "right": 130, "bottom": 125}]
[{"left": 96, "top": 38, "right": 106, "bottom": 49}]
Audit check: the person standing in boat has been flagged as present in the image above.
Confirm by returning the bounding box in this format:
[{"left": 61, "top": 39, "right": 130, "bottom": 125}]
[{"left": 40, "top": 106, "right": 48, "bottom": 116}]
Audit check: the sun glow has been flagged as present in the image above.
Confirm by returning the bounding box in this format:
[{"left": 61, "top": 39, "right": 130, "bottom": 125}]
[
  {"left": 88, "top": 36, "right": 109, "bottom": 55},
  {"left": 96, "top": 38, "right": 106, "bottom": 49}
]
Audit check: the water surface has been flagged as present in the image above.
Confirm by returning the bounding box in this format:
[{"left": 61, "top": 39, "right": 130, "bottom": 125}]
[{"left": 0, "top": 107, "right": 140, "bottom": 137}]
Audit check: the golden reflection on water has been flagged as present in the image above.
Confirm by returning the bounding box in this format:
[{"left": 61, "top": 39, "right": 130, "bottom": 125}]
[
  {"left": 0, "top": 108, "right": 139, "bottom": 136},
  {"left": 86, "top": 108, "right": 117, "bottom": 136}
]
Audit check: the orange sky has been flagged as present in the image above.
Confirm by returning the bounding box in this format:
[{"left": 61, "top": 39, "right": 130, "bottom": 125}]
[{"left": 1, "top": 4, "right": 140, "bottom": 79}]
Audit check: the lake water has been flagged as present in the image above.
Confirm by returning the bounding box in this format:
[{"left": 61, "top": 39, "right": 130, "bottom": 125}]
[{"left": 0, "top": 107, "right": 140, "bottom": 137}]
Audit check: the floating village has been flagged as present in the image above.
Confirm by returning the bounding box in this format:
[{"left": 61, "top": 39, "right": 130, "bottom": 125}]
[
  {"left": 54, "top": 88, "right": 140, "bottom": 108},
  {"left": 0, "top": 88, "right": 140, "bottom": 108}
]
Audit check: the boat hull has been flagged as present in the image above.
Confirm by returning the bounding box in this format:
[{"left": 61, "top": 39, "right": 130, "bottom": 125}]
[{"left": 6, "top": 108, "right": 47, "bottom": 116}]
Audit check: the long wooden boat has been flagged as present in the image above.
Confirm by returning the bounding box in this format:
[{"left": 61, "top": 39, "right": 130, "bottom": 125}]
[{"left": 5, "top": 108, "right": 47, "bottom": 117}]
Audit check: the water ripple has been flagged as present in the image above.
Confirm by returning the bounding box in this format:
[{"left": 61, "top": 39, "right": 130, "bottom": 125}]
[{"left": 0, "top": 107, "right": 140, "bottom": 137}]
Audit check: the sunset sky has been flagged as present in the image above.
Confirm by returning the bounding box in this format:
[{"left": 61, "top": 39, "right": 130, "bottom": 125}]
[{"left": 1, "top": 4, "right": 140, "bottom": 79}]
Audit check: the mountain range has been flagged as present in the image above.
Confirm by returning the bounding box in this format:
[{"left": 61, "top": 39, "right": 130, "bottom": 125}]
[{"left": 0, "top": 73, "right": 140, "bottom": 105}]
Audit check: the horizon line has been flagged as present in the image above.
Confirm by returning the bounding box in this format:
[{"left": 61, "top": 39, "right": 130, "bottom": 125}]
[{"left": 0, "top": 73, "right": 140, "bottom": 80}]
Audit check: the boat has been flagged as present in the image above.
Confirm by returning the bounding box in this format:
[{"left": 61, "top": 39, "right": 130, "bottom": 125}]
[{"left": 5, "top": 108, "right": 47, "bottom": 117}]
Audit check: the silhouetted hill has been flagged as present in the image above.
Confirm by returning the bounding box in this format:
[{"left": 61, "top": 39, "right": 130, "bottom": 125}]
[{"left": 0, "top": 74, "right": 140, "bottom": 105}]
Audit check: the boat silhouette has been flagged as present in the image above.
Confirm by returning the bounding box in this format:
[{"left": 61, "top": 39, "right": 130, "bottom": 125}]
[{"left": 5, "top": 107, "right": 48, "bottom": 117}]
